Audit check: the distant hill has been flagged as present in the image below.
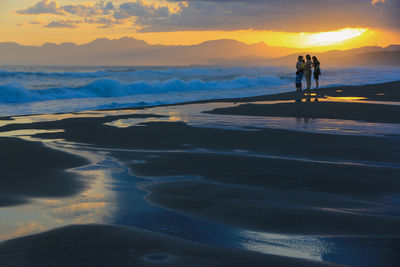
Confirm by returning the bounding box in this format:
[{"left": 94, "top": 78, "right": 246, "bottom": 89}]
[
  {"left": 0, "top": 37, "right": 399, "bottom": 66},
  {"left": 271, "top": 46, "right": 400, "bottom": 67},
  {"left": 0, "top": 37, "right": 297, "bottom": 66}
]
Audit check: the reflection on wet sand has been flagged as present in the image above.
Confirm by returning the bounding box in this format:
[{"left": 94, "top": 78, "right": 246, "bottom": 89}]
[
  {"left": 0, "top": 138, "right": 117, "bottom": 241},
  {"left": 238, "top": 230, "right": 325, "bottom": 261},
  {"left": 1, "top": 90, "right": 400, "bottom": 266},
  {"left": 104, "top": 103, "right": 400, "bottom": 137},
  {"left": 0, "top": 129, "right": 64, "bottom": 138}
]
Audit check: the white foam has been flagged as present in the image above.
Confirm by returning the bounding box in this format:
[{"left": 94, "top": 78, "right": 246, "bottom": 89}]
[
  {"left": 0, "top": 76, "right": 284, "bottom": 103},
  {"left": 0, "top": 65, "right": 400, "bottom": 116}
]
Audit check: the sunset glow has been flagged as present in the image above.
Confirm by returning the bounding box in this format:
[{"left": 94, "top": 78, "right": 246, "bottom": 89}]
[
  {"left": 302, "top": 28, "right": 368, "bottom": 46},
  {"left": 0, "top": 0, "right": 398, "bottom": 51}
]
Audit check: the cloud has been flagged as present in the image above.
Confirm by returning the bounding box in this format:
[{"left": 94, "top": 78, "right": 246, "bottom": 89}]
[
  {"left": 373, "top": 0, "right": 400, "bottom": 28},
  {"left": 29, "top": 20, "right": 45, "bottom": 25},
  {"left": 16, "top": 0, "right": 64, "bottom": 15},
  {"left": 16, "top": 20, "right": 47, "bottom": 27},
  {"left": 137, "top": 0, "right": 374, "bottom": 32},
  {"left": 115, "top": 2, "right": 171, "bottom": 20},
  {"left": 113, "top": 1, "right": 178, "bottom": 30},
  {"left": 16, "top": 1, "right": 117, "bottom": 28},
  {"left": 15, "top": 0, "right": 175, "bottom": 29},
  {"left": 45, "top": 20, "right": 79, "bottom": 28},
  {"left": 62, "top": 2, "right": 115, "bottom": 17},
  {"left": 158, "top": 0, "right": 400, "bottom": 32},
  {"left": 14, "top": 0, "right": 400, "bottom": 32},
  {"left": 372, "top": 0, "right": 385, "bottom": 4}
]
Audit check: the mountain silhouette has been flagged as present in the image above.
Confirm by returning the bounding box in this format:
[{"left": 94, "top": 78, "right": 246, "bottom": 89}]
[{"left": 0, "top": 37, "right": 399, "bottom": 66}]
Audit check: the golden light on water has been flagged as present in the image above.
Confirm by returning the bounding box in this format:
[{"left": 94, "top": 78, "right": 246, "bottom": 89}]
[{"left": 326, "top": 96, "right": 368, "bottom": 101}]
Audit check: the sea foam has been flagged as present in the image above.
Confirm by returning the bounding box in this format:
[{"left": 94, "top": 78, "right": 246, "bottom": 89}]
[{"left": 0, "top": 76, "right": 284, "bottom": 103}]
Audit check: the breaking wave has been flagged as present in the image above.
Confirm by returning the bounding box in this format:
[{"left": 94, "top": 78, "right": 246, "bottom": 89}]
[
  {"left": 0, "top": 66, "right": 284, "bottom": 79},
  {"left": 0, "top": 76, "right": 284, "bottom": 103}
]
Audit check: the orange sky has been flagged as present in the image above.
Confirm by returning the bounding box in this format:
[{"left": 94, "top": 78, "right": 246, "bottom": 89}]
[{"left": 1, "top": 0, "right": 399, "bottom": 50}]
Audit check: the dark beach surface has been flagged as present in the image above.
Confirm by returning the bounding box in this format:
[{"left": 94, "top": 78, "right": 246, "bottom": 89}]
[{"left": 0, "top": 81, "right": 400, "bottom": 266}]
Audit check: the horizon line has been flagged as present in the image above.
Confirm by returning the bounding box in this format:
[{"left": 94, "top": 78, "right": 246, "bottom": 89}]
[{"left": 2, "top": 36, "right": 399, "bottom": 51}]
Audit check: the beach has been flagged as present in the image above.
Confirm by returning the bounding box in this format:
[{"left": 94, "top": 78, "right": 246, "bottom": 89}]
[{"left": 1, "top": 81, "right": 400, "bottom": 266}]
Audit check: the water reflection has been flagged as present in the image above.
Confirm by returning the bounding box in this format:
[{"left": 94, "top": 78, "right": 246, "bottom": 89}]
[
  {"left": 319, "top": 97, "right": 400, "bottom": 106},
  {"left": 325, "top": 96, "right": 367, "bottom": 101},
  {"left": 104, "top": 103, "right": 400, "bottom": 137},
  {"left": 237, "top": 230, "right": 326, "bottom": 261},
  {"left": 0, "top": 129, "right": 64, "bottom": 138},
  {"left": 0, "top": 139, "right": 117, "bottom": 241},
  {"left": 0, "top": 109, "right": 142, "bottom": 127},
  {"left": 1, "top": 99, "right": 399, "bottom": 266}
]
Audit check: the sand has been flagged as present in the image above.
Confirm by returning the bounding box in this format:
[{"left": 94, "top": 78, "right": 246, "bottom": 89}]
[
  {"left": 0, "top": 81, "right": 399, "bottom": 266},
  {"left": 0, "top": 224, "right": 341, "bottom": 267},
  {"left": 134, "top": 152, "right": 400, "bottom": 235},
  {"left": 207, "top": 81, "right": 400, "bottom": 123},
  {"left": 225, "top": 80, "right": 400, "bottom": 102},
  {"left": 208, "top": 102, "right": 400, "bottom": 123},
  {"left": 0, "top": 137, "right": 88, "bottom": 207}
]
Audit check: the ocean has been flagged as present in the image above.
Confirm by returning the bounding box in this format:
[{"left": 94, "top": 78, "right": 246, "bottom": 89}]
[{"left": 1, "top": 65, "right": 400, "bottom": 117}]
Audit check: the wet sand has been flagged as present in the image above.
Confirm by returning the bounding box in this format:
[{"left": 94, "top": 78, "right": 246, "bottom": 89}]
[
  {"left": 228, "top": 80, "right": 400, "bottom": 102},
  {"left": 207, "top": 81, "right": 400, "bottom": 123},
  {"left": 0, "top": 137, "right": 88, "bottom": 207},
  {"left": 0, "top": 81, "right": 400, "bottom": 266},
  {"left": 0, "top": 224, "right": 340, "bottom": 267},
  {"left": 208, "top": 102, "right": 400, "bottom": 123}
]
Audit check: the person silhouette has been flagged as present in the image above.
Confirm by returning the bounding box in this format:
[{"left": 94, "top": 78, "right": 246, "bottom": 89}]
[
  {"left": 312, "top": 56, "right": 321, "bottom": 89},
  {"left": 295, "top": 56, "right": 304, "bottom": 102},
  {"left": 304, "top": 55, "right": 313, "bottom": 101}
]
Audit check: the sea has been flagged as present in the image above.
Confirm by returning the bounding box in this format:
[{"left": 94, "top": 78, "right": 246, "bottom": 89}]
[{"left": 1, "top": 65, "right": 400, "bottom": 117}]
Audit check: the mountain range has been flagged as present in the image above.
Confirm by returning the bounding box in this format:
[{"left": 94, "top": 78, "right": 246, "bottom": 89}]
[{"left": 0, "top": 37, "right": 399, "bottom": 66}]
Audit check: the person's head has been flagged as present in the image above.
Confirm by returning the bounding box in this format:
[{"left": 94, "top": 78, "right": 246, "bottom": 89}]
[
  {"left": 306, "top": 55, "right": 311, "bottom": 60},
  {"left": 298, "top": 55, "right": 303, "bottom": 61},
  {"left": 312, "top": 56, "right": 318, "bottom": 62}
]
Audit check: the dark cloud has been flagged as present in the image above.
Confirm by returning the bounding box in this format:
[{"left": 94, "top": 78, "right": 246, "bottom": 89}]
[
  {"left": 45, "top": 20, "right": 79, "bottom": 28},
  {"left": 62, "top": 2, "right": 115, "bottom": 16},
  {"left": 114, "top": 2, "right": 170, "bottom": 20},
  {"left": 151, "top": 0, "right": 382, "bottom": 32},
  {"left": 15, "top": 1, "right": 172, "bottom": 29},
  {"left": 16, "top": 0, "right": 64, "bottom": 15},
  {"left": 15, "top": 0, "right": 400, "bottom": 32},
  {"left": 374, "top": 0, "right": 400, "bottom": 28},
  {"left": 159, "top": 0, "right": 399, "bottom": 32}
]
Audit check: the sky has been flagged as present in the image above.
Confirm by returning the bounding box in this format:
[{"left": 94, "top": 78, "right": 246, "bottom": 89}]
[{"left": 1, "top": 0, "right": 400, "bottom": 49}]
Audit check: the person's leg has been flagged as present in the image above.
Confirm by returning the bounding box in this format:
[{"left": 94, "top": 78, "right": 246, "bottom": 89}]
[
  {"left": 308, "top": 72, "right": 313, "bottom": 101},
  {"left": 307, "top": 72, "right": 312, "bottom": 96},
  {"left": 298, "top": 72, "right": 303, "bottom": 92},
  {"left": 295, "top": 83, "right": 301, "bottom": 102},
  {"left": 313, "top": 76, "right": 319, "bottom": 101}
]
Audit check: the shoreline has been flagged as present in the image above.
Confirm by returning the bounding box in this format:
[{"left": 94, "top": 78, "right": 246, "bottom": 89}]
[{"left": 1, "top": 80, "right": 399, "bottom": 120}]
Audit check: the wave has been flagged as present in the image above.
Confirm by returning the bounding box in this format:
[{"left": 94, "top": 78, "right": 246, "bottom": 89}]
[
  {"left": 0, "top": 76, "right": 284, "bottom": 103},
  {"left": 0, "top": 66, "right": 289, "bottom": 80},
  {"left": 0, "top": 70, "right": 107, "bottom": 78}
]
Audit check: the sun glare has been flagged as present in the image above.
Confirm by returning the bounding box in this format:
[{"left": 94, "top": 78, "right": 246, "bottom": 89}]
[{"left": 303, "top": 28, "right": 368, "bottom": 46}]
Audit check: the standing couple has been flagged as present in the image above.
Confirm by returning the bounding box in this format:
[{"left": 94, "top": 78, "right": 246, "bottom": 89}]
[{"left": 295, "top": 55, "right": 321, "bottom": 97}]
